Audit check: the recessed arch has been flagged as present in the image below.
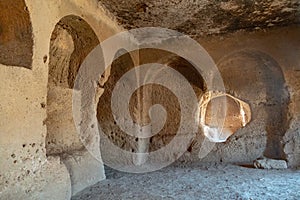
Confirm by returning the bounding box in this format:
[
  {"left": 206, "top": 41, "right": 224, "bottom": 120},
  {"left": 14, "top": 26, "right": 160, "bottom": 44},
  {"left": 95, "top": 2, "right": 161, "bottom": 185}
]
[
  {"left": 217, "top": 49, "right": 290, "bottom": 161},
  {"left": 98, "top": 49, "right": 137, "bottom": 154},
  {"left": 138, "top": 48, "right": 206, "bottom": 152},
  {"left": 98, "top": 48, "right": 207, "bottom": 164},
  {"left": 46, "top": 15, "right": 100, "bottom": 155},
  {"left": 0, "top": 0, "right": 33, "bottom": 68},
  {"left": 139, "top": 48, "right": 206, "bottom": 95},
  {"left": 48, "top": 15, "right": 100, "bottom": 89}
]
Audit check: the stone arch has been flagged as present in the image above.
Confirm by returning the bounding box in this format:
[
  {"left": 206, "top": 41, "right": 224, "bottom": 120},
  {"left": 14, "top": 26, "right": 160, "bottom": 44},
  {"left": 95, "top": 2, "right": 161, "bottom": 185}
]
[
  {"left": 98, "top": 48, "right": 207, "bottom": 165},
  {"left": 98, "top": 49, "right": 136, "bottom": 152},
  {"left": 48, "top": 15, "right": 100, "bottom": 89},
  {"left": 46, "top": 15, "right": 100, "bottom": 155},
  {"left": 137, "top": 49, "right": 206, "bottom": 154},
  {"left": 0, "top": 0, "right": 33, "bottom": 68},
  {"left": 216, "top": 49, "right": 290, "bottom": 162}
]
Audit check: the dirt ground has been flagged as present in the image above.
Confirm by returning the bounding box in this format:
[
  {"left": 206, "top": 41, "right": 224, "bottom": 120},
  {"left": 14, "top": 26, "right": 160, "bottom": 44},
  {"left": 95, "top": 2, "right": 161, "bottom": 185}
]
[{"left": 72, "top": 162, "right": 300, "bottom": 200}]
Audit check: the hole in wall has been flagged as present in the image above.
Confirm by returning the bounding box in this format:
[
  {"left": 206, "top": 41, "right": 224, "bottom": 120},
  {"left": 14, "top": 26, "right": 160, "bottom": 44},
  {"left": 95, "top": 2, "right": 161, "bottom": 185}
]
[
  {"left": 0, "top": 0, "right": 33, "bottom": 68},
  {"left": 205, "top": 96, "right": 242, "bottom": 129},
  {"left": 43, "top": 55, "right": 48, "bottom": 63}
]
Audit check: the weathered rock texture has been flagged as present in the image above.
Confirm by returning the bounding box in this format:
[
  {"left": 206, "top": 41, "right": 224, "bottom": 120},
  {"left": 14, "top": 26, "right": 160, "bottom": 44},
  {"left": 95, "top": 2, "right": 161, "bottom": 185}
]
[
  {"left": 0, "top": 0, "right": 33, "bottom": 68},
  {"left": 196, "top": 27, "right": 299, "bottom": 166},
  {"left": 254, "top": 157, "right": 288, "bottom": 169},
  {"left": 1, "top": 0, "right": 300, "bottom": 199},
  {"left": 99, "top": 0, "right": 300, "bottom": 36},
  {"left": 0, "top": 0, "right": 122, "bottom": 199},
  {"left": 97, "top": 26, "right": 300, "bottom": 168}
]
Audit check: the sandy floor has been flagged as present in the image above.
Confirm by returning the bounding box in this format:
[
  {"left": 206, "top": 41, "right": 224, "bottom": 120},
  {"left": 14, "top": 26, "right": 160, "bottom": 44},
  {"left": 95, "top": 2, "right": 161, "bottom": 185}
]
[{"left": 72, "top": 163, "right": 300, "bottom": 200}]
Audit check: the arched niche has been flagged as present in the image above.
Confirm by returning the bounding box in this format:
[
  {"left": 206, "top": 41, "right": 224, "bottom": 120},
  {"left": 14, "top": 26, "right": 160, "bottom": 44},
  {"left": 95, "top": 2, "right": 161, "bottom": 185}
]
[
  {"left": 0, "top": 0, "right": 33, "bottom": 68},
  {"left": 46, "top": 15, "right": 100, "bottom": 155},
  {"left": 97, "top": 49, "right": 137, "bottom": 154},
  {"left": 216, "top": 49, "right": 290, "bottom": 161},
  {"left": 98, "top": 48, "right": 206, "bottom": 165},
  {"left": 138, "top": 48, "right": 206, "bottom": 153},
  {"left": 48, "top": 15, "right": 100, "bottom": 89}
]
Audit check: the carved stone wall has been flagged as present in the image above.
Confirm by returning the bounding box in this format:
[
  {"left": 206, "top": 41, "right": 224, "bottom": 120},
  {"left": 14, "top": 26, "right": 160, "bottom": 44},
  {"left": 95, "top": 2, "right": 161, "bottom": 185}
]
[{"left": 0, "top": 0, "right": 300, "bottom": 199}]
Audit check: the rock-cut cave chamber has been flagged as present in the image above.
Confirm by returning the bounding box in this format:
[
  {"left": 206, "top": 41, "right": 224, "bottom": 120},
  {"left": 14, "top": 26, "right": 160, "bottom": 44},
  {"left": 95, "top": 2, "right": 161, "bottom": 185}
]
[{"left": 0, "top": 0, "right": 299, "bottom": 199}]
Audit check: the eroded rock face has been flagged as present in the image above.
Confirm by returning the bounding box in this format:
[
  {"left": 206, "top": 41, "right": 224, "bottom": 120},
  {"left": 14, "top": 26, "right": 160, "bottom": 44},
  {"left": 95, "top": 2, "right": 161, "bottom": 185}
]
[
  {"left": 62, "top": 151, "right": 105, "bottom": 196},
  {"left": 0, "top": 156, "right": 71, "bottom": 200},
  {"left": 1, "top": 1, "right": 300, "bottom": 199},
  {"left": 0, "top": 0, "right": 33, "bottom": 68},
  {"left": 46, "top": 86, "right": 83, "bottom": 155},
  {"left": 217, "top": 50, "right": 290, "bottom": 160},
  {"left": 45, "top": 14, "right": 105, "bottom": 197},
  {"left": 0, "top": 0, "right": 126, "bottom": 199},
  {"left": 98, "top": 49, "right": 205, "bottom": 166},
  {"left": 48, "top": 15, "right": 100, "bottom": 89},
  {"left": 99, "top": 0, "right": 300, "bottom": 36}
]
